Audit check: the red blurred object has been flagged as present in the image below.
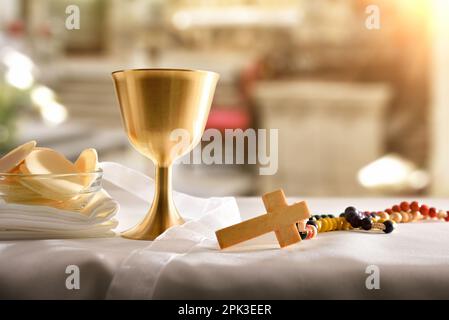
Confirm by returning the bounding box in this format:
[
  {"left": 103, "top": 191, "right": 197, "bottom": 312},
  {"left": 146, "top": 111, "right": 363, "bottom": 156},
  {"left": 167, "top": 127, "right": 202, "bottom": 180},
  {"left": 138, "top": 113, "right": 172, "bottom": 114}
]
[
  {"left": 400, "top": 201, "right": 410, "bottom": 211},
  {"left": 420, "top": 205, "right": 429, "bottom": 216},
  {"left": 410, "top": 201, "right": 420, "bottom": 212},
  {"left": 206, "top": 108, "right": 251, "bottom": 131},
  {"left": 7, "top": 20, "right": 25, "bottom": 37},
  {"left": 429, "top": 207, "right": 437, "bottom": 218}
]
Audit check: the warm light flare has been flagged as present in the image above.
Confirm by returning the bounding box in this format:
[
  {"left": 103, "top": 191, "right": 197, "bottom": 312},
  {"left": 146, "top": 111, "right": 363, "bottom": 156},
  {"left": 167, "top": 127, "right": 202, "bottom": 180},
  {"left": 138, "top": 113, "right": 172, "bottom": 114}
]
[
  {"left": 5, "top": 68, "right": 33, "bottom": 90},
  {"left": 2, "top": 50, "right": 34, "bottom": 70},
  {"left": 31, "top": 86, "right": 56, "bottom": 106},
  {"left": 2, "top": 49, "right": 35, "bottom": 90},
  {"left": 172, "top": 7, "right": 300, "bottom": 29},
  {"left": 358, "top": 154, "right": 429, "bottom": 190},
  {"left": 31, "top": 86, "right": 68, "bottom": 125},
  {"left": 39, "top": 101, "right": 68, "bottom": 125}
]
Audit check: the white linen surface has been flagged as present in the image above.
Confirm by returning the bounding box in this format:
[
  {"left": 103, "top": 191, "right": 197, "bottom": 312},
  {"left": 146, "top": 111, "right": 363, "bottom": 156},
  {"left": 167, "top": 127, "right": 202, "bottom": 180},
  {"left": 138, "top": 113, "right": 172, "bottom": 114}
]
[
  {"left": 1, "top": 162, "right": 449, "bottom": 299},
  {"left": 0, "top": 191, "right": 119, "bottom": 239}
]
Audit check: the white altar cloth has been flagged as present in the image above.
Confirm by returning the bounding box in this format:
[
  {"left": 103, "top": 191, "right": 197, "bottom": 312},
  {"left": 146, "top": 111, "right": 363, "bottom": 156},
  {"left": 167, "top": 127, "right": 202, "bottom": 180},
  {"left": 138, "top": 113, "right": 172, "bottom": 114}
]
[{"left": 1, "top": 163, "right": 449, "bottom": 299}]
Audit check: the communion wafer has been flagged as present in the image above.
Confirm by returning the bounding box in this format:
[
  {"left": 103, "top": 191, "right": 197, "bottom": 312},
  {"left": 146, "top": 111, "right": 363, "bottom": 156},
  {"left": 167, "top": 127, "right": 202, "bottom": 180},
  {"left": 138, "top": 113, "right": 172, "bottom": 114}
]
[
  {"left": 75, "top": 148, "right": 98, "bottom": 186},
  {"left": 0, "top": 141, "right": 36, "bottom": 173},
  {"left": 75, "top": 148, "right": 98, "bottom": 173},
  {"left": 25, "top": 148, "right": 81, "bottom": 175},
  {"left": 21, "top": 149, "right": 85, "bottom": 200}
]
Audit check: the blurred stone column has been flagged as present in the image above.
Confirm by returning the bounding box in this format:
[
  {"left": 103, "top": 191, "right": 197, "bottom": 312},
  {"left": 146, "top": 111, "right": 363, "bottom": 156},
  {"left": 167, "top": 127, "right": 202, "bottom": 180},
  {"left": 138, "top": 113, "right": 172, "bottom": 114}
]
[{"left": 430, "top": 0, "right": 449, "bottom": 195}]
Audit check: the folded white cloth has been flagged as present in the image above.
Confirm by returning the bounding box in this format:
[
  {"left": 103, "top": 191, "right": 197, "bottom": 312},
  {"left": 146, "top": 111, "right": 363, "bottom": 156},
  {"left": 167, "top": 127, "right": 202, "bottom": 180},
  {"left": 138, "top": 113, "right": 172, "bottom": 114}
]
[
  {"left": 0, "top": 189, "right": 119, "bottom": 240},
  {"left": 100, "top": 162, "right": 240, "bottom": 232},
  {"left": 0, "top": 161, "right": 237, "bottom": 240},
  {"left": 0, "top": 162, "right": 241, "bottom": 299},
  {"left": 98, "top": 162, "right": 242, "bottom": 299}
]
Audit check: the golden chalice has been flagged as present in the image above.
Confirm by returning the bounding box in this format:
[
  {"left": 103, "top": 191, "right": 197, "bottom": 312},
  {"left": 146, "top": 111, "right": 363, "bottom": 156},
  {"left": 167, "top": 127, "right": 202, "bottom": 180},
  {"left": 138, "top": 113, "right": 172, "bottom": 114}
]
[{"left": 112, "top": 68, "right": 219, "bottom": 240}]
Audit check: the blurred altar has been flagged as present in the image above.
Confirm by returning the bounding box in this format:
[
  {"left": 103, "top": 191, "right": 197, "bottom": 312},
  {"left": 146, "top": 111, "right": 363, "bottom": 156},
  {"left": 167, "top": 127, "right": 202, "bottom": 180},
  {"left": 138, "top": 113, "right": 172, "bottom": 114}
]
[{"left": 1, "top": 0, "right": 448, "bottom": 198}]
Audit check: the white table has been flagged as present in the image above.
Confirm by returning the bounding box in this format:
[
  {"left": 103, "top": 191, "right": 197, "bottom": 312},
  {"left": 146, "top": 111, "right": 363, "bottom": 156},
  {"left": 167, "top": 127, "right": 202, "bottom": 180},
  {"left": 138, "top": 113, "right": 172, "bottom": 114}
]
[{"left": 1, "top": 193, "right": 449, "bottom": 299}]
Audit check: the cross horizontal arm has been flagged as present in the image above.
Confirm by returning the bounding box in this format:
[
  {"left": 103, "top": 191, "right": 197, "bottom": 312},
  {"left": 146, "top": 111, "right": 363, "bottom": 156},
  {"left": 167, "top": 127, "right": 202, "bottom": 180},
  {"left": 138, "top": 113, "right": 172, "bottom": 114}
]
[
  {"left": 215, "top": 214, "right": 273, "bottom": 249},
  {"left": 270, "top": 202, "right": 310, "bottom": 227}
]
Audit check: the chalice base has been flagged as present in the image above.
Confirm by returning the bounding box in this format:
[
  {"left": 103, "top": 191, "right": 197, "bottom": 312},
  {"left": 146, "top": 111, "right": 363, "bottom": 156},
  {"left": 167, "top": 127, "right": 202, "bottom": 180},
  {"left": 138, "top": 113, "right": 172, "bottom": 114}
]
[{"left": 121, "top": 206, "right": 185, "bottom": 241}]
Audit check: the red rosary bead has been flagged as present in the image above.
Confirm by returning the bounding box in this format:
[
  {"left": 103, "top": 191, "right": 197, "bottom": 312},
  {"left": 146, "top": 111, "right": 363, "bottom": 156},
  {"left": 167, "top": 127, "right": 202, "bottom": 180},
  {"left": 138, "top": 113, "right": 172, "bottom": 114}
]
[
  {"left": 392, "top": 205, "right": 401, "bottom": 212},
  {"left": 429, "top": 207, "right": 437, "bottom": 218},
  {"left": 400, "top": 201, "right": 410, "bottom": 211},
  {"left": 410, "top": 201, "right": 420, "bottom": 212},
  {"left": 420, "top": 205, "right": 429, "bottom": 216}
]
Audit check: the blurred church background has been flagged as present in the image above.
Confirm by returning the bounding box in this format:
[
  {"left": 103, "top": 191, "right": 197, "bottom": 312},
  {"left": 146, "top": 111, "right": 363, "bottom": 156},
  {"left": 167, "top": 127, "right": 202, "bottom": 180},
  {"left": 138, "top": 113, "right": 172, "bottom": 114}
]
[{"left": 1, "top": 0, "right": 448, "bottom": 197}]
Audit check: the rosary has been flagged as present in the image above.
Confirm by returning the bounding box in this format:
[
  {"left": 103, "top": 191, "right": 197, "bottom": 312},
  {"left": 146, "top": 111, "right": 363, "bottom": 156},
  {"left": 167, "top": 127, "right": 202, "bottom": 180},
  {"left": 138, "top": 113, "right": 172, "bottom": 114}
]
[
  {"left": 215, "top": 190, "right": 449, "bottom": 249},
  {"left": 300, "top": 201, "right": 449, "bottom": 240}
]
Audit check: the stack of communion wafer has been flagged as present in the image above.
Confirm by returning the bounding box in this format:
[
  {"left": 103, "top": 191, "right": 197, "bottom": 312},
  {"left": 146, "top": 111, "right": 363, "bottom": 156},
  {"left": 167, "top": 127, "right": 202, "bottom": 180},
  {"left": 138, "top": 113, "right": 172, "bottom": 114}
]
[{"left": 0, "top": 141, "right": 118, "bottom": 239}]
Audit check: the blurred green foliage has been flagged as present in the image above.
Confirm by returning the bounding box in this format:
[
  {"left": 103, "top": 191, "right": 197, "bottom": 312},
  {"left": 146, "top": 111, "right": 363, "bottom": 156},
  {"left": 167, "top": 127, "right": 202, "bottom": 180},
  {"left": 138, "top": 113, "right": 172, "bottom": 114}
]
[{"left": 0, "top": 81, "right": 28, "bottom": 152}]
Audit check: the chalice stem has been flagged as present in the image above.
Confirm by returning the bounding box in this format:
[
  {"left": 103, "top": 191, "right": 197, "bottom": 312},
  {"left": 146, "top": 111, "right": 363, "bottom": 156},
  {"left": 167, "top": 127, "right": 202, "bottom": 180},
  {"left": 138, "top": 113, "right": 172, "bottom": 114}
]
[
  {"left": 151, "top": 165, "right": 184, "bottom": 227},
  {"left": 121, "top": 164, "right": 184, "bottom": 240}
]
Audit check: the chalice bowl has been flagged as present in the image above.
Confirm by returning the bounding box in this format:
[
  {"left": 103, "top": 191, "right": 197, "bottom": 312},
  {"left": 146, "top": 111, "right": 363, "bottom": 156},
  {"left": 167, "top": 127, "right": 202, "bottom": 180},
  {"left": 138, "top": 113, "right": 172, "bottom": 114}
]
[{"left": 112, "top": 69, "right": 219, "bottom": 240}]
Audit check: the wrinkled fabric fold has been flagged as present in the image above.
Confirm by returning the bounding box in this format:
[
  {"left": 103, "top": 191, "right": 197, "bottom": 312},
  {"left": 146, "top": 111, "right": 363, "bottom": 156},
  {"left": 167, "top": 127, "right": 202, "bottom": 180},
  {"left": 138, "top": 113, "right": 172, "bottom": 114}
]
[
  {"left": 99, "top": 162, "right": 241, "bottom": 299},
  {"left": 0, "top": 187, "right": 119, "bottom": 239}
]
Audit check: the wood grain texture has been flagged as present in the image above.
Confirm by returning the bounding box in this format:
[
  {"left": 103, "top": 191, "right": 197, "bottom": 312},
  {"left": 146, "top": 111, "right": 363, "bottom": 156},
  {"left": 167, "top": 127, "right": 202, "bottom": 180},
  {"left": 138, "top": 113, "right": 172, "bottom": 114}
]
[{"left": 215, "top": 189, "right": 311, "bottom": 249}]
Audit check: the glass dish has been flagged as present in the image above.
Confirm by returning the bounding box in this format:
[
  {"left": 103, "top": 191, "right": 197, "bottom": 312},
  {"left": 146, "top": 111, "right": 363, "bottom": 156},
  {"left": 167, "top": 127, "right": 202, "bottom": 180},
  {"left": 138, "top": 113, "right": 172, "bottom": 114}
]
[{"left": 0, "top": 170, "right": 103, "bottom": 211}]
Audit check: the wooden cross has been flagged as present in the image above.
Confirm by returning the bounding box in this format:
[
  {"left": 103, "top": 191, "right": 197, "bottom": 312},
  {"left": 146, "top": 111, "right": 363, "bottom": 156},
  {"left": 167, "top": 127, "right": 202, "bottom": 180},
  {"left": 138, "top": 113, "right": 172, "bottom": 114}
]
[{"left": 215, "top": 189, "right": 310, "bottom": 249}]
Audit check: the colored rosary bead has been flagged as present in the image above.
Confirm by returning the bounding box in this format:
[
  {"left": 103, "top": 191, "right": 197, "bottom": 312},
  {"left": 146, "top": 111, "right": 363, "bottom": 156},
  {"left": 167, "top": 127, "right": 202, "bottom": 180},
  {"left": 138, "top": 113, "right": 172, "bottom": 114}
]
[
  {"left": 350, "top": 217, "right": 362, "bottom": 228},
  {"left": 390, "top": 211, "right": 402, "bottom": 223},
  {"left": 329, "top": 218, "right": 336, "bottom": 231},
  {"left": 320, "top": 219, "right": 329, "bottom": 232},
  {"left": 324, "top": 218, "right": 332, "bottom": 231},
  {"left": 410, "top": 201, "right": 420, "bottom": 212},
  {"left": 361, "top": 217, "right": 373, "bottom": 231},
  {"left": 330, "top": 218, "right": 338, "bottom": 230},
  {"left": 299, "top": 224, "right": 318, "bottom": 240},
  {"left": 311, "top": 225, "right": 318, "bottom": 238},
  {"left": 429, "top": 207, "right": 437, "bottom": 218},
  {"left": 306, "top": 201, "right": 448, "bottom": 239},
  {"left": 307, "top": 220, "right": 318, "bottom": 229},
  {"left": 438, "top": 210, "right": 447, "bottom": 220},
  {"left": 342, "top": 220, "right": 352, "bottom": 230},
  {"left": 400, "top": 201, "right": 410, "bottom": 212},
  {"left": 383, "top": 220, "right": 395, "bottom": 234},
  {"left": 400, "top": 211, "right": 409, "bottom": 223},
  {"left": 420, "top": 205, "right": 429, "bottom": 216},
  {"left": 372, "top": 220, "right": 395, "bottom": 233},
  {"left": 377, "top": 212, "right": 389, "bottom": 220},
  {"left": 337, "top": 217, "right": 345, "bottom": 230},
  {"left": 306, "top": 225, "right": 317, "bottom": 239},
  {"left": 345, "top": 206, "right": 357, "bottom": 216}
]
